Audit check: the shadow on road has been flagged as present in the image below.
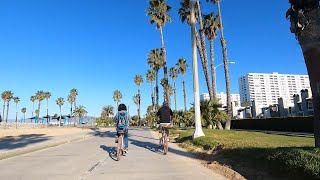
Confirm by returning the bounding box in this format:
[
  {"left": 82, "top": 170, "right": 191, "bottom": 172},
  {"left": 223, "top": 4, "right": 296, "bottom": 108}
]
[
  {"left": 100, "top": 145, "right": 117, "bottom": 161},
  {"left": 0, "top": 134, "right": 52, "bottom": 150}
]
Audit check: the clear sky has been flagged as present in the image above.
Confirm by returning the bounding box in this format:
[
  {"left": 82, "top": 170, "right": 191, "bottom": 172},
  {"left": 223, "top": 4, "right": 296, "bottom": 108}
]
[{"left": 0, "top": 0, "right": 307, "bottom": 119}]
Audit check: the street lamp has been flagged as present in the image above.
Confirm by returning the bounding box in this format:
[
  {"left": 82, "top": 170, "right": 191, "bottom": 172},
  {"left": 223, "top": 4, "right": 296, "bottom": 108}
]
[
  {"left": 213, "top": 61, "right": 236, "bottom": 96},
  {"left": 190, "top": 0, "right": 205, "bottom": 139}
]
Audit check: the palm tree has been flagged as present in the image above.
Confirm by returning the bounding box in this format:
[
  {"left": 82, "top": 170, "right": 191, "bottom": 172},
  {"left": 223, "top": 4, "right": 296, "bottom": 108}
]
[
  {"left": 21, "top": 108, "right": 27, "bottom": 123},
  {"left": 169, "top": 67, "right": 178, "bottom": 110},
  {"left": 134, "top": 75, "right": 144, "bottom": 126},
  {"left": 74, "top": 105, "right": 87, "bottom": 124},
  {"left": 147, "top": 48, "right": 164, "bottom": 108},
  {"left": 113, "top": 90, "right": 122, "bottom": 108},
  {"left": 2, "top": 91, "right": 14, "bottom": 123},
  {"left": 44, "top": 92, "right": 51, "bottom": 123},
  {"left": 179, "top": 0, "right": 214, "bottom": 100},
  {"left": 147, "top": 0, "right": 172, "bottom": 103},
  {"left": 146, "top": 70, "right": 156, "bottom": 110},
  {"left": 177, "top": 58, "right": 189, "bottom": 112},
  {"left": 200, "top": 99, "right": 223, "bottom": 129},
  {"left": 67, "top": 94, "right": 75, "bottom": 125},
  {"left": 13, "top": 97, "right": 20, "bottom": 128},
  {"left": 101, "top": 105, "right": 114, "bottom": 119},
  {"left": 35, "top": 90, "right": 45, "bottom": 118},
  {"left": 70, "top": 89, "right": 78, "bottom": 124},
  {"left": 286, "top": 1, "right": 320, "bottom": 147},
  {"left": 203, "top": 12, "right": 220, "bottom": 97},
  {"left": 30, "top": 96, "right": 36, "bottom": 118},
  {"left": 56, "top": 97, "right": 64, "bottom": 127},
  {"left": 206, "top": 0, "right": 232, "bottom": 130}
]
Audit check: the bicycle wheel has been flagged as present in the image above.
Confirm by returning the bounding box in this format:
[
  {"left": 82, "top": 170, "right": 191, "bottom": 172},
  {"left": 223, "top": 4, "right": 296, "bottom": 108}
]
[
  {"left": 117, "top": 135, "right": 123, "bottom": 161},
  {"left": 163, "top": 133, "right": 168, "bottom": 155}
]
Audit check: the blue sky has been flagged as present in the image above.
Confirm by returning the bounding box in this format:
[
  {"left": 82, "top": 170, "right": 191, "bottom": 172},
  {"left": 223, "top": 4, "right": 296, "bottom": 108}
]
[{"left": 0, "top": 0, "right": 307, "bottom": 119}]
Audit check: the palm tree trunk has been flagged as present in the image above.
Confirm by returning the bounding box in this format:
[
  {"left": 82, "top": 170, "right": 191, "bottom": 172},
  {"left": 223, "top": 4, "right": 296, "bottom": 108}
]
[
  {"left": 159, "top": 26, "right": 170, "bottom": 105},
  {"left": 46, "top": 99, "right": 49, "bottom": 124},
  {"left": 32, "top": 101, "right": 34, "bottom": 118},
  {"left": 70, "top": 103, "right": 73, "bottom": 126},
  {"left": 15, "top": 103, "right": 18, "bottom": 129},
  {"left": 156, "top": 70, "right": 159, "bottom": 109},
  {"left": 196, "top": 0, "right": 214, "bottom": 100},
  {"left": 38, "top": 100, "right": 41, "bottom": 121},
  {"left": 2, "top": 101, "right": 5, "bottom": 123},
  {"left": 74, "top": 100, "right": 77, "bottom": 124},
  {"left": 296, "top": 9, "right": 320, "bottom": 147},
  {"left": 150, "top": 82, "right": 155, "bottom": 111},
  {"left": 216, "top": 1, "right": 232, "bottom": 130},
  {"left": 24, "top": 113, "right": 25, "bottom": 123},
  {"left": 138, "top": 87, "right": 141, "bottom": 126},
  {"left": 6, "top": 101, "right": 9, "bottom": 123},
  {"left": 59, "top": 107, "right": 61, "bottom": 127},
  {"left": 174, "top": 79, "right": 177, "bottom": 111},
  {"left": 210, "top": 39, "right": 217, "bottom": 98},
  {"left": 183, "top": 76, "right": 187, "bottom": 112}
]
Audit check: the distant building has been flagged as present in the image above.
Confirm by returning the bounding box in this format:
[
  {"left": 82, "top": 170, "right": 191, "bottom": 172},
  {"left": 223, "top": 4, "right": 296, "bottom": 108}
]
[
  {"left": 200, "top": 92, "right": 241, "bottom": 107},
  {"left": 239, "top": 72, "right": 310, "bottom": 110}
]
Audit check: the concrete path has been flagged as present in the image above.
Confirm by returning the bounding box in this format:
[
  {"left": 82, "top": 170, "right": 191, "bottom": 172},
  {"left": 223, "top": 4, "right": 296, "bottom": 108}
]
[{"left": 0, "top": 127, "right": 225, "bottom": 180}]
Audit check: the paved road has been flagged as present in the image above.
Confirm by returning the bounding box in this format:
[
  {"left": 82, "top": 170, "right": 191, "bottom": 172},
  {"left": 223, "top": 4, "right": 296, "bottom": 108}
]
[{"left": 0, "top": 128, "right": 225, "bottom": 180}]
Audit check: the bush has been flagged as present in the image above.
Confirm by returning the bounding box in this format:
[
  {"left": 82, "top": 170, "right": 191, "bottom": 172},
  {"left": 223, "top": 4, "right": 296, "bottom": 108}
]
[
  {"left": 192, "top": 137, "right": 218, "bottom": 150},
  {"left": 231, "top": 117, "right": 314, "bottom": 133}
]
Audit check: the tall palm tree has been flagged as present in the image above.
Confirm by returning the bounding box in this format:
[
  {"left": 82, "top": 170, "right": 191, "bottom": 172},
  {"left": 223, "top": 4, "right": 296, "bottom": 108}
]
[
  {"left": 35, "top": 90, "right": 45, "bottom": 118},
  {"left": 177, "top": 58, "right": 189, "bottom": 112},
  {"left": 134, "top": 74, "right": 143, "bottom": 126},
  {"left": 74, "top": 105, "right": 87, "bottom": 124},
  {"left": 56, "top": 97, "right": 64, "bottom": 127},
  {"left": 146, "top": 70, "right": 156, "bottom": 110},
  {"left": 286, "top": 1, "right": 320, "bottom": 147},
  {"left": 21, "top": 108, "right": 27, "bottom": 123},
  {"left": 101, "top": 105, "right": 114, "bottom": 119},
  {"left": 30, "top": 96, "right": 36, "bottom": 118},
  {"left": 13, "top": 97, "right": 20, "bottom": 128},
  {"left": 203, "top": 12, "right": 221, "bottom": 97},
  {"left": 113, "top": 90, "right": 122, "bottom": 108},
  {"left": 147, "top": 0, "right": 172, "bottom": 103},
  {"left": 206, "top": 0, "right": 232, "bottom": 130},
  {"left": 147, "top": 48, "right": 164, "bottom": 108},
  {"left": 169, "top": 67, "right": 178, "bottom": 110},
  {"left": 2, "top": 91, "right": 14, "bottom": 123},
  {"left": 179, "top": 0, "right": 214, "bottom": 100},
  {"left": 70, "top": 89, "right": 78, "bottom": 124},
  {"left": 67, "top": 94, "right": 75, "bottom": 125},
  {"left": 44, "top": 92, "right": 51, "bottom": 123}
]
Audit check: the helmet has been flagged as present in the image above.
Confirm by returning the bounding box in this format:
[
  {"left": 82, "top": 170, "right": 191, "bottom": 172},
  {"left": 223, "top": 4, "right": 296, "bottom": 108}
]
[{"left": 118, "top": 104, "right": 127, "bottom": 111}]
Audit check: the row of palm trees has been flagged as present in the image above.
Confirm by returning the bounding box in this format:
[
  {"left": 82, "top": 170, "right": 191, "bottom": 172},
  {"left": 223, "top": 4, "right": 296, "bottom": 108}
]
[
  {"left": 145, "top": 0, "right": 232, "bottom": 130},
  {"left": 0, "top": 89, "right": 85, "bottom": 126}
]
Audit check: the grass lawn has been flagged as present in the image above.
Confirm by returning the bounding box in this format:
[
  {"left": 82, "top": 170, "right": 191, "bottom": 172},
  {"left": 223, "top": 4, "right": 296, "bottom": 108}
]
[{"left": 171, "top": 128, "right": 320, "bottom": 179}]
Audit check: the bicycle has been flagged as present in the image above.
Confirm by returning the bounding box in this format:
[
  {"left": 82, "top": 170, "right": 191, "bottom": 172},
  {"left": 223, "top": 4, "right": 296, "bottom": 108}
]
[
  {"left": 116, "top": 130, "right": 126, "bottom": 161},
  {"left": 159, "top": 123, "right": 171, "bottom": 155}
]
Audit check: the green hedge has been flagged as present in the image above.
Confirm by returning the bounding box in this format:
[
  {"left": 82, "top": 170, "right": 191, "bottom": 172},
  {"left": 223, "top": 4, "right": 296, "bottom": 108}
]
[{"left": 231, "top": 117, "right": 314, "bottom": 133}]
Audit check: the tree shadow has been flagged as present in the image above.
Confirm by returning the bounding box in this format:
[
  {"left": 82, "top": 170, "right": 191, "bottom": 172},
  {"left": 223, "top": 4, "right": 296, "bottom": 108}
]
[
  {"left": 0, "top": 134, "right": 52, "bottom": 150},
  {"left": 100, "top": 145, "right": 117, "bottom": 161}
]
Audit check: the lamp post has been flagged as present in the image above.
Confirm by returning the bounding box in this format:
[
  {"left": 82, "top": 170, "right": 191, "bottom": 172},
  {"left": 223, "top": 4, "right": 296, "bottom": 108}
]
[
  {"left": 190, "top": 0, "right": 205, "bottom": 139},
  {"left": 213, "top": 61, "right": 235, "bottom": 97}
]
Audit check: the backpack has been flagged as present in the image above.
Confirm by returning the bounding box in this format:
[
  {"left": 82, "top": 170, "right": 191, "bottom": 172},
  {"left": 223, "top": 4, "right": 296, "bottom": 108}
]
[{"left": 117, "top": 111, "right": 128, "bottom": 131}]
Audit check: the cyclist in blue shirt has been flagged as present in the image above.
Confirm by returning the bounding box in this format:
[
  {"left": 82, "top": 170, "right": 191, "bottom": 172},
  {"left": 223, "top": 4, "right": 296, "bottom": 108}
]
[{"left": 115, "top": 104, "right": 132, "bottom": 153}]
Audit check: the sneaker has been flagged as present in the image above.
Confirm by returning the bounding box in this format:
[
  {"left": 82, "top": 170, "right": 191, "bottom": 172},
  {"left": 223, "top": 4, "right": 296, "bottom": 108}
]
[{"left": 123, "top": 148, "right": 128, "bottom": 154}]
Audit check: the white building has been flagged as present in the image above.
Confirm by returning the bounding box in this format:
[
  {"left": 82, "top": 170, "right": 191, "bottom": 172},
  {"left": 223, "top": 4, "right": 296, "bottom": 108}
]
[
  {"left": 239, "top": 72, "right": 310, "bottom": 109},
  {"left": 200, "top": 92, "right": 241, "bottom": 107}
]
